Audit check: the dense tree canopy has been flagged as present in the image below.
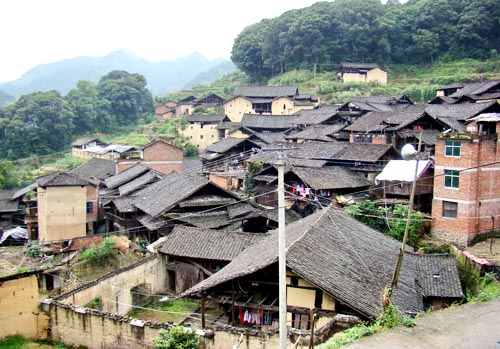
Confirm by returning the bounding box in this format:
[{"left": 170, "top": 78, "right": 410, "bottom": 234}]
[
  {"left": 231, "top": 0, "right": 500, "bottom": 81},
  {"left": 0, "top": 70, "right": 154, "bottom": 160}
]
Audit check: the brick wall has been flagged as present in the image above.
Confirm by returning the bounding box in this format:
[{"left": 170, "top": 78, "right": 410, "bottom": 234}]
[
  {"left": 116, "top": 141, "right": 183, "bottom": 175},
  {"left": 432, "top": 135, "right": 500, "bottom": 246}
]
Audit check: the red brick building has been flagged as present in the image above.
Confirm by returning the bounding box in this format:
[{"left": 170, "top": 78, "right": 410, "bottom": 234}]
[
  {"left": 431, "top": 114, "right": 500, "bottom": 246},
  {"left": 116, "top": 140, "right": 183, "bottom": 175}
]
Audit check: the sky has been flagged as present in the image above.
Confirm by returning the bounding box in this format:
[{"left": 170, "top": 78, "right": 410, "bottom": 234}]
[{"left": 0, "top": 0, "right": 321, "bottom": 83}]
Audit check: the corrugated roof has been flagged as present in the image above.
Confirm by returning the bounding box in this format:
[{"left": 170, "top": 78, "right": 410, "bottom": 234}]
[
  {"left": 104, "top": 163, "right": 149, "bottom": 190},
  {"left": 234, "top": 86, "right": 298, "bottom": 98},
  {"left": 159, "top": 226, "right": 266, "bottom": 261},
  {"left": 375, "top": 160, "right": 432, "bottom": 183},
  {"left": 182, "top": 207, "right": 425, "bottom": 318},
  {"left": 133, "top": 171, "right": 209, "bottom": 218}
]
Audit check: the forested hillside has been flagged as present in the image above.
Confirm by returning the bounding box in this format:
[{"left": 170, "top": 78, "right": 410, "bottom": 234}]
[
  {"left": 232, "top": 0, "right": 500, "bottom": 81},
  {"left": 0, "top": 70, "right": 153, "bottom": 160}
]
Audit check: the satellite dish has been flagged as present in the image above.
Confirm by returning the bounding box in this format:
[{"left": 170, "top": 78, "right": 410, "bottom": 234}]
[{"left": 401, "top": 144, "right": 417, "bottom": 161}]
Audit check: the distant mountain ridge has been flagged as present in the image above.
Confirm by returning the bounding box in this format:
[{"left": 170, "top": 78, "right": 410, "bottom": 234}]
[{"left": 0, "top": 49, "right": 236, "bottom": 100}]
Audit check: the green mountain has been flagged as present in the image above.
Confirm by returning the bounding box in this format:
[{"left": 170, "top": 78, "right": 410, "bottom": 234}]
[{"left": 0, "top": 50, "right": 236, "bottom": 99}]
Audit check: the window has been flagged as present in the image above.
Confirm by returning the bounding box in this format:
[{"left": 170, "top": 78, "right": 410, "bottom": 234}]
[
  {"left": 445, "top": 140, "right": 460, "bottom": 157},
  {"left": 444, "top": 169, "right": 459, "bottom": 188},
  {"left": 443, "top": 201, "right": 458, "bottom": 218},
  {"left": 200, "top": 135, "right": 204, "bottom": 139},
  {"left": 86, "top": 202, "right": 93, "bottom": 214}
]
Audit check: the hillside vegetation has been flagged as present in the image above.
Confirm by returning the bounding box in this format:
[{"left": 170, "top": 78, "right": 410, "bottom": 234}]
[{"left": 231, "top": 0, "right": 500, "bottom": 82}]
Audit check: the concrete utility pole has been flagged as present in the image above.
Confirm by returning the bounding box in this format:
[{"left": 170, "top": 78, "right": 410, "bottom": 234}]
[{"left": 277, "top": 152, "right": 287, "bottom": 349}]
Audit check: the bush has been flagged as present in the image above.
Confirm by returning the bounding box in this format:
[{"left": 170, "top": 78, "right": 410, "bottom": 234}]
[
  {"left": 153, "top": 326, "right": 199, "bottom": 349},
  {"left": 78, "top": 236, "right": 117, "bottom": 266}
]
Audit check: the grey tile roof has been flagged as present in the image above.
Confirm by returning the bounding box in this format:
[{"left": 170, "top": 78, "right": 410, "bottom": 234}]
[
  {"left": 241, "top": 114, "right": 298, "bottom": 130},
  {"left": 205, "top": 137, "right": 253, "bottom": 154},
  {"left": 425, "top": 101, "right": 498, "bottom": 120},
  {"left": 341, "top": 62, "right": 382, "bottom": 70},
  {"left": 292, "top": 105, "right": 341, "bottom": 125},
  {"left": 166, "top": 210, "right": 231, "bottom": 229},
  {"left": 185, "top": 114, "right": 227, "bottom": 123},
  {"left": 414, "top": 253, "right": 463, "bottom": 298},
  {"left": 291, "top": 166, "right": 371, "bottom": 190},
  {"left": 350, "top": 94, "right": 408, "bottom": 105},
  {"left": 227, "top": 203, "right": 256, "bottom": 219},
  {"left": 118, "top": 171, "right": 161, "bottom": 196},
  {"left": 36, "top": 172, "right": 91, "bottom": 187},
  {"left": 182, "top": 206, "right": 424, "bottom": 318},
  {"left": 183, "top": 158, "right": 203, "bottom": 174},
  {"left": 133, "top": 171, "right": 209, "bottom": 218},
  {"left": 179, "top": 195, "right": 237, "bottom": 208},
  {"left": 71, "top": 137, "right": 99, "bottom": 146},
  {"left": 12, "top": 183, "right": 37, "bottom": 200},
  {"left": 450, "top": 80, "right": 500, "bottom": 98},
  {"left": 234, "top": 86, "right": 298, "bottom": 98},
  {"left": 104, "top": 163, "right": 149, "bottom": 189},
  {"left": 137, "top": 215, "right": 168, "bottom": 230},
  {"left": 346, "top": 108, "right": 425, "bottom": 132},
  {"left": 286, "top": 125, "right": 345, "bottom": 141},
  {"left": 0, "top": 189, "right": 16, "bottom": 201},
  {"left": 286, "top": 141, "right": 394, "bottom": 163},
  {"left": 111, "top": 196, "right": 137, "bottom": 213},
  {"left": 250, "top": 150, "right": 328, "bottom": 168},
  {"left": 159, "top": 225, "right": 266, "bottom": 261},
  {"left": 250, "top": 132, "right": 287, "bottom": 144},
  {"left": 397, "top": 129, "right": 440, "bottom": 146},
  {"left": 0, "top": 190, "right": 19, "bottom": 213},
  {"left": 70, "top": 158, "right": 116, "bottom": 181}
]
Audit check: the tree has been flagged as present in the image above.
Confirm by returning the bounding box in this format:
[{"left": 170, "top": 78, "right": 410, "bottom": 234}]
[
  {"left": 243, "top": 161, "right": 262, "bottom": 200},
  {"left": 0, "top": 90, "right": 74, "bottom": 159},
  {"left": 97, "top": 70, "right": 154, "bottom": 126},
  {"left": 66, "top": 80, "right": 112, "bottom": 134},
  {"left": 0, "top": 159, "right": 17, "bottom": 189}
]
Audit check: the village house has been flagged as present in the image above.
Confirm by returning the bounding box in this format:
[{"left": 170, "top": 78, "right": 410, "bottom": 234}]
[
  {"left": 180, "top": 206, "right": 462, "bottom": 346},
  {"left": 176, "top": 94, "right": 225, "bottom": 116},
  {"left": 182, "top": 113, "right": 230, "bottom": 150},
  {"left": 431, "top": 113, "right": 500, "bottom": 246},
  {"left": 154, "top": 101, "right": 177, "bottom": 122},
  {"left": 339, "top": 62, "right": 388, "bottom": 85},
  {"left": 71, "top": 137, "right": 135, "bottom": 161},
  {"left": 115, "top": 139, "right": 183, "bottom": 175},
  {"left": 224, "top": 86, "right": 319, "bottom": 122},
  {"left": 375, "top": 159, "right": 434, "bottom": 213},
  {"left": 158, "top": 225, "right": 266, "bottom": 293},
  {"left": 35, "top": 172, "right": 100, "bottom": 242},
  {"left": 200, "top": 137, "right": 261, "bottom": 173}
]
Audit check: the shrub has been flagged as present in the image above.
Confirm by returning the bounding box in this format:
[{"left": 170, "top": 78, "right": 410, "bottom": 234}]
[
  {"left": 78, "top": 236, "right": 117, "bottom": 266},
  {"left": 153, "top": 326, "right": 199, "bottom": 349},
  {"left": 26, "top": 242, "right": 42, "bottom": 258}
]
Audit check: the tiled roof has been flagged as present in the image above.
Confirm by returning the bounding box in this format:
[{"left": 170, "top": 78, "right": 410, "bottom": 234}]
[
  {"left": 341, "top": 62, "right": 381, "bottom": 70},
  {"left": 182, "top": 207, "right": 424, "bottom": 318},
  {"left": 250, "top": 132, "right": 287, "bottom": 144},
  {"left": 166, "top": 210, "right": 231, "bottom": 229},
  {"left": 0, "top": 189, "right": 19, "bottom": 213},
  {"left": 179, "top": 195, "right": 237, "bottom": 208},
  {"left": 346, "top": 108, "right": 425, "bottom": 132},
  {"left": 227, "top": 203, "right": 256, "bottom": 219},
  {"left": 450, "top": 80, "right": 500, "bottom": 98},
  {"left": 234, "top": 86, "right": 298, "bottom": 98},
  {"left": 183, "top": 158, "right": 203, "bottom": 174},
  {"left": 133, "top": 171, "right": 209, "bottom": 218},
  {"left": 425, "top": 101, "right": 498, "bottom": 120},
  {"left": 111, "top": 196, "right": 137, "bottom": 213},
  {"left": 118, "top": 171, "right": 161, "bottom": 196},
  {"left": 159, "top": 226, "right": 266, "bottom": 261},
  {"left": 205, "top": 137, "right": 248, "bottom": 154},
  {"left": 291, "top": 166, "right": 371, "bottom": 190},
  {"left": 285, "top": 125, "right": 345, "bottom": 141},
  {"left": 414, "top": 253, "right": 463, "bottom": 298},
  {"left": 104, "top": 163, "right": 149, "bottom": 190},
  {"left": 250, "top": 150, "right": 328, "bottom": 168},
  {"left": 241, "top": 114, "right": 298, "bottom": 130},
  {"left": 36, "top": 172, "right": 91, "bottom": 187},
  {"left": 70, "top": 158, "right": 116, "bottom": 181},
  {"left": 185, "top": 114, "right": 227, "bottom": 123},
  {"left": 71, "top": 137, "right": 99, "bottom": 146},
  {"left": 350, "top": 94, "right": 408, "bottom": 105},
  {"left": 397, "top": 129, "right": 440, "bottom": 146},
  {"left": 137, "top": 215, "right": 168, "bottom": 231},
  {"left": 292, "top": 105, "right": 341, "bottom": 125}
]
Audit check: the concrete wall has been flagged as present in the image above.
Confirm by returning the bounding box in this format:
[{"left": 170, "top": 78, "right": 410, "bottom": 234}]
[
  {"left": 38, "top": 185, "right": 87, "bottom": 242},
  {"left": 0, "top": 275, "right": 49, "bottom": 340}
]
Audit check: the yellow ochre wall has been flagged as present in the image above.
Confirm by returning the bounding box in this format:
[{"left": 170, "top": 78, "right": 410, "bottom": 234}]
[
  {"left": 182, "top": 123, "right": 220, "bottom": 150},
  {"left": 0, "top": 275, "right": 48, "bottom": 340},
  {"left": 224, "top": 97, "right": 253, "bottom": 122},
  {"left": 343, "top": 67, "right": 387, "bottom": 85},
  {"left": 37, "top": 185, "right": 87, "bottom": 242}
]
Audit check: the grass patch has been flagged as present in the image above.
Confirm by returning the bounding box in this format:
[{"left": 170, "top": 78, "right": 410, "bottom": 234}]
[{"left": 128, "top": 297, "right": 199, "bottom": 324}]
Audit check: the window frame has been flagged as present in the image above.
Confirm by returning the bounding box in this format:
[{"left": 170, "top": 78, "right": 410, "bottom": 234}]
[
  {"left": 444, "top": 169, "right": 459, "bottom": 188},
  {"left": 445, "top": 140, "right": 461, "bottom": 157},
  {"left": 86, "top": 202, "right": 94, "bottom": 214},
  {"left": 442, "top": 201, "right": 458, "bottom": 218}
]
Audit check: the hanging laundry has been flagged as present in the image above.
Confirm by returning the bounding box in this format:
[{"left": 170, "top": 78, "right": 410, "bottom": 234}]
[{"left": 244, "top": 309, "right": 250, "bottom": 324}]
